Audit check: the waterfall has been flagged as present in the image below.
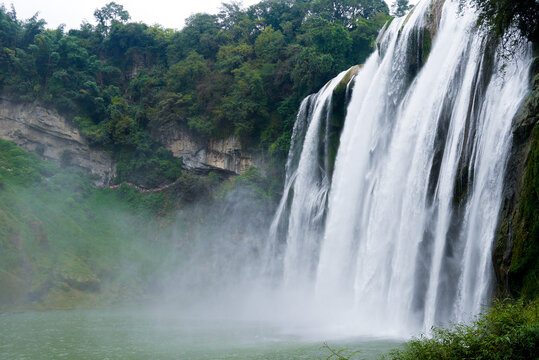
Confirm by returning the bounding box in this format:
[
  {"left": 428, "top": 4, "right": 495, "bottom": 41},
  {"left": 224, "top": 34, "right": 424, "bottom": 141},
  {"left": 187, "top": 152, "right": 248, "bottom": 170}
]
[
  {"left": 266, "top": 0, "right": 532, "bottom": 336},
  {"left": 265, "top": 70, "right": 351, "bottom": 289}
]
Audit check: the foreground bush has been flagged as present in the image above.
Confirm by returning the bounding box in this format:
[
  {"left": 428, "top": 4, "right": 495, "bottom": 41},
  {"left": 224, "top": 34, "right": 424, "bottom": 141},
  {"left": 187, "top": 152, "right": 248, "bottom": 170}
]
[{"left": 385, "top": 300, "right": 539, "bottom": 360}]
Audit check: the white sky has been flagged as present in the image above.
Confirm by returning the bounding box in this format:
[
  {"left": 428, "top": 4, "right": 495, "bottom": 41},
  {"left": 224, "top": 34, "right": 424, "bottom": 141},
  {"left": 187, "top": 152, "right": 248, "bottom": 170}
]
[
  {"left": 6, "top": 0, "right": 414, "bottom": 30},
  {"left": 6, "top": 0, "right": 260, "bottom": 30}
]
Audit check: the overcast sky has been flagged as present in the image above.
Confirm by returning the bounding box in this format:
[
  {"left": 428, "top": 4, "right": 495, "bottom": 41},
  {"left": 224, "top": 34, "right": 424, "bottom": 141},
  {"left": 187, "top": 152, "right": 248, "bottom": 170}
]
[{"left": 6, "top": 0, "right": 413, "bottom": 30}]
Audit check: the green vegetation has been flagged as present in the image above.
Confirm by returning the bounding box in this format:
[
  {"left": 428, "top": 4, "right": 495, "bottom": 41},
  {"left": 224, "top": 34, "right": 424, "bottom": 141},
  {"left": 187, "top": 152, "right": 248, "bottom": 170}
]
[
  {"left": 494, "top": 51, "right": 539, "bottom": 301},
  {"left": 384, "top": 300, "right": 539, "bottom": 360},
  {"left": 0, "top": 138, "right": 275, "bottom": 311},
  {"left": 0, "top": 0, "right": 390, "bottom": 183},
  {"left": 1, "top": 3, "right": 537, "bottom": 359},
  {"left": 217, "top": 166, "right": 277, "bottom": 201},
  {"left": 0, "top": 0, "right": 392, "bottom": 307},
  {"left": 0, "top": 138, "right": 179, "bottom": 310},
  {"left": 322, "top": 301, "right": 538, "bottom": 360},
  {"left": 508, "top": 110, "right": 539, "bottom": 300}
]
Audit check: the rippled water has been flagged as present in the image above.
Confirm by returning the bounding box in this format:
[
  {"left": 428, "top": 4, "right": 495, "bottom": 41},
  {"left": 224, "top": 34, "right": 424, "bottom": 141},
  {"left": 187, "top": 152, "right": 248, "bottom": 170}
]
[{"left": 0, "top": 308, "right": 401, "bottom": 359}]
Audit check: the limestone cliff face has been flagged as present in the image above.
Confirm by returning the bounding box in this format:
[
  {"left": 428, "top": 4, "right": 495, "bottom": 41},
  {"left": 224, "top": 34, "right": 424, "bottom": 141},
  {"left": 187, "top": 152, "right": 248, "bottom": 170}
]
[
  {"left": 0, "top": 97, "right": 116, "bottom": 185},
  {"left": 206, "top": 137, "right": 254, "bottom": 174},
  {"left": 150, "top": 121, "right": 255, "bottom": 175}
]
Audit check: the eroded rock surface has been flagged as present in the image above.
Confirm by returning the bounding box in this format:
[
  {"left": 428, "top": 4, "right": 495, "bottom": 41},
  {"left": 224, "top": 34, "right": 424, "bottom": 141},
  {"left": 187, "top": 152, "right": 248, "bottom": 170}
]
[
  {"left": 0, "top": 97, "right": 116, "bottom": 185},
  {"left": 150, "top": 121, "right": 254, "bottom": 175}
]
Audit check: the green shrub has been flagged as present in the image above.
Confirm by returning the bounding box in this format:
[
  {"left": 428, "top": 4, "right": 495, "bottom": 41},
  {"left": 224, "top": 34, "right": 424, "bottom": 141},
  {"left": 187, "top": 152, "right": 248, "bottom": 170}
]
[{"left": 385, "top": 300, "right": 539, "bottom": 360}]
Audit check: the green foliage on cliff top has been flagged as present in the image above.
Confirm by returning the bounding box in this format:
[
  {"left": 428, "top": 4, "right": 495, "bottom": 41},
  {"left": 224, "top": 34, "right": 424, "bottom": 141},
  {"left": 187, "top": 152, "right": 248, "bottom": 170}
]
[{"left": 0, "top": 0, "right": 389, "bottom": 182}]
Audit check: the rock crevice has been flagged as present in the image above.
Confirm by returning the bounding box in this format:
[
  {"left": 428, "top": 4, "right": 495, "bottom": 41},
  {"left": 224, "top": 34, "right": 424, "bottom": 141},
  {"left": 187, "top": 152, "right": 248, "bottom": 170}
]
[{"left": 150, "top": 121, "right": 255, "bottom": 175}]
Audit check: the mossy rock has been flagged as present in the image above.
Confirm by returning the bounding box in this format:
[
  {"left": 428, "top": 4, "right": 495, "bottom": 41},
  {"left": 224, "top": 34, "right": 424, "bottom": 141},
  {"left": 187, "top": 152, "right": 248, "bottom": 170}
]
[
  {"left": 397, "top": 4, "right": 417, "bottom": 36},
  {"left": 334, "top": 65, "right": 361, "bottom": 96},
  {"left": 495, "top": 62, "right": 539, "bottom": 300},
  {"left": 54, "top": 252, "right": 100, "bottom": 292},
  {"left": 324, "top": 66, "right": 361, "bottom": 176},
  {"left": 39, "top": 286, "right": 101, "bottom": 310},
  {"left": 508, "top": 124, "right": 539, "bottom": 299},
  {"left": 425, "top": 0, "right": 446, "bottom": 39}
]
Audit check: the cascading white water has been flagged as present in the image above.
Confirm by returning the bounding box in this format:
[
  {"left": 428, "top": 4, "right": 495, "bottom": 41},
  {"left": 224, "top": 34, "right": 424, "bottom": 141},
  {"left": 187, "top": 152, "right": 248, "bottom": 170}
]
[
  {"left": 265, "top": 70, "right": 350, "bottom": 290},
  {"left": 267, "top": 0, "right": 532, "bottom": 336}
]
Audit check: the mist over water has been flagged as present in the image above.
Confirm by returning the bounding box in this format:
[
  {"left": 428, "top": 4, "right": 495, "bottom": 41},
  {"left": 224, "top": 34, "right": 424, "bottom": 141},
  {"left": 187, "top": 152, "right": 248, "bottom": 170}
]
[{"left": 129, "top": 1, "right": 533, "bottom": 351}]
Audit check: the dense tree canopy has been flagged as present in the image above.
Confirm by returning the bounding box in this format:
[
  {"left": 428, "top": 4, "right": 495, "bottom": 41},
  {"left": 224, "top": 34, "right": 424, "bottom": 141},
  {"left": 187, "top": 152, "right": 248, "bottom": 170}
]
[
  {"left": 94, "top": 1, "right": 130, "bottom": 35},
  {"left": 391, "top": 0, "right": 412, "bottom": 17},
  {"left": 0, "top": 1, "right": 389, "bottom": 184}
]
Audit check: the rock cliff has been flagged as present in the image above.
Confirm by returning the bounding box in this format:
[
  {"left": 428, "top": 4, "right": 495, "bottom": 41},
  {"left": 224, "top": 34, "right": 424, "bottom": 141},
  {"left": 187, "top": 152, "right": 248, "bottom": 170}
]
[
  {"left": 0, "top": 97, "right": 116, "bottom": 185},
  {"left": 150, "top": 120, "right": 255, "bottom": 175},
  {"left": 0, "top": 95, "right": 257, "bottom": 187},
  {"left": 495, "top": 58, "right": 539, "bottom": 299}
]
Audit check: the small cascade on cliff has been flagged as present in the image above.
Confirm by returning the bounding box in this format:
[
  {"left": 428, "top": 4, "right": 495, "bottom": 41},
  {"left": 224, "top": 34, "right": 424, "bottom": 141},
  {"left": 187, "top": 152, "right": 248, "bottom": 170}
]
[
  {"left": 266, "top": 0, "right": 532, "bottom": 336},
  {"left": 264, "top": 70, "right": 352, "bottom": 289}
]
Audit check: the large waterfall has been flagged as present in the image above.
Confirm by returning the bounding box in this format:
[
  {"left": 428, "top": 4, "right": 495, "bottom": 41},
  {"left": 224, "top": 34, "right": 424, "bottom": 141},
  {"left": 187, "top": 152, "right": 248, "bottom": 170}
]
[{"left": 266, "top": 0, "right": 532, "bottom": 336}]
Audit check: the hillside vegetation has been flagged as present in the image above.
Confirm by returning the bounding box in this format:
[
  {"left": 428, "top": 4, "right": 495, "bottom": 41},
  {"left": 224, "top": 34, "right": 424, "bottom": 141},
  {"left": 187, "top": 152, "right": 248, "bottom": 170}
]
[
  {"left": 0, "top": 0, "right": 389, "bottom": 185},
  {"left": 0, "top": 0, "right": 390, "bottom": 312},
  {"left": 0, "top": 138, "right": 174, "bottom": 310},
  {"left": 0, "top": 138, "right": 274, "bottom": 311}
]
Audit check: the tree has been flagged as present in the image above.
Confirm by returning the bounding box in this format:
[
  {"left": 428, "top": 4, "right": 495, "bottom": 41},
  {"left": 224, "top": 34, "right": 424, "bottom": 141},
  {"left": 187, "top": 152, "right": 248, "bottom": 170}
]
[
  {"left": 20, "top": 13, "right": 47, "bottom": 47},
  {"left": 28, "top": 31, "right": 60, "bottom": 89},
  {"left": 391, "top": 0, "right": 411, "bottom": 17},
  {"left": 168, "top": 13, "right": 220, "bottom": 61},
  {"left": 300, "top": 17, "right": 352, "bottom": 67},
  {"left": 218, "top": 1, "right": 245, "bottom": 30},
  {"left": 310, "top": 0, "right": 389, "bottom": 26},
  {"left": 166, "top": 51, "right": 209, "bottom": 92},
  {"left": 94, "top": 2, "right": 130, "bottom": 36},
  {"left": 0, "top": 5, "right": 20, "bottom": 48},
  {"left": 0, "top": 0, "right": 390, "bottom": 176},
  {"left": 254, "top": 26, "right": 285, "bottom": 62}
]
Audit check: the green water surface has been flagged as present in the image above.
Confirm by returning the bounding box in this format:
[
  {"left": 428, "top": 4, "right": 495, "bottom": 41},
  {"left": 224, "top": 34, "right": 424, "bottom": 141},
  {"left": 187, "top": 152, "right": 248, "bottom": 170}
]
[{"left": 0, "top": 308, "right": 402, "bottom": 359}]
